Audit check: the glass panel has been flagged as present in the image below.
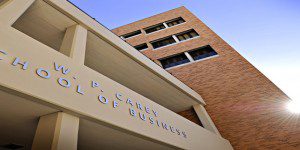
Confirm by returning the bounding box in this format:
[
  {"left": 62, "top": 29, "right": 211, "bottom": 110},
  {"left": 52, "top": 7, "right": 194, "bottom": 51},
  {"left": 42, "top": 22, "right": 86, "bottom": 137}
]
[
  {"left": 167, "top": 17, "right": 186, "bottom": 27},
  {"left": 183, "top": 34, "right": 190, "bottom": 39},
  {"left": 152, "top": 37, "right": 176, "bottom": 49},
  {"left": 134, "top": 43, "right": 148, "bottom": 51},
  {"left": 176, "top": 29, "right": 199, "bottom": 41},
  {"left": 178, "top": 35, "right": 185, "bottom": 41},
  {"left": 145, "top": 24, "right": 166, "bottom": 34},
  {"left": 189, "top": 46, "right": 218, "bottom": 61},
  {"left": 122, "top": 30, "right": 142, "bottom": 39},
  {"left": 160, "top": 53, "right": 190, "bottom": 69},
  {"left": 190, "top": 32, "right": 198, "bottom": 37}
]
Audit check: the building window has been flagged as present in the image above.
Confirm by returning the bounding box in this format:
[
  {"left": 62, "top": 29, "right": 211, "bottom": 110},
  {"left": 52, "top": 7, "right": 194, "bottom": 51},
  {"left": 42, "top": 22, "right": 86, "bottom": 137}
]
[
  {"left": 166, "top": 17, "right": 185, "bottom": 27},
  {"left": 189, "top": 45, "right": 218, "bottom": 61},
  {"left": 143, "top": 17, "right": 185, "bottom": 34},
  {"left": 158, "top": 45, "right": 218, "bottom": 69},
  {"left": 176, "top": 29, "right": 199, "bottom": 42},
  {"left": 121, "top": 30, "right": 142, "bottom": 39},
  {"left": 134, "top": 43, "right": 148, "bottom": 51},
  {"left": 160, "top": 53, "right": 190, "bottom": 69},
  {"left": 151, "top": 36, "right": 176, "bottom": 49},
  {"left": 144, "top": 23, "right": 166, "bottom": 34}
]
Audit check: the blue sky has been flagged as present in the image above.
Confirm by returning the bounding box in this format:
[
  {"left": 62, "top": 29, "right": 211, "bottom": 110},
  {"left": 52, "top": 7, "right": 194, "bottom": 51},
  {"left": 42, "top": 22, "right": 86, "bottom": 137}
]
[{"left": 70, "top": 0, "right": 300, "bottom": 102}]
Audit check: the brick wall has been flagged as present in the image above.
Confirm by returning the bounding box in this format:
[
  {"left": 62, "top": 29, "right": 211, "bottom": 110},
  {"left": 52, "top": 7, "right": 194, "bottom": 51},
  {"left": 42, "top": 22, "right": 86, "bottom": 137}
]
[
  {"left": 112, "top": 7, "right": 299, "bottom": 149},
  {"left": 177, "top": 108, "right": 203, "bottom": 127}
]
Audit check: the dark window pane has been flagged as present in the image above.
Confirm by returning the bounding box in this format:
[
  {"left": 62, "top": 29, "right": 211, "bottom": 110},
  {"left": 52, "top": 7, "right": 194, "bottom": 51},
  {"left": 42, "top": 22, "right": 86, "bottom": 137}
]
[
  {"left": 176, "top": 29, "right": 199, "bottom": 41},
  {"left": 134, "top": 43, "right": 148, "bottom": 51},
  {"left": 160, "top": 53, "right": 190, "bottom": 69},
  {"left": 183, "top": 34, "right": 190, "bottom": 39},
  {"left": 145, "top": 23, "right": 166, "bottom": 34},
  {"left": 151, "top": 36, "right": 176, "bottom": 49},
  {"left": 122, "top": 30, "right": 142, "bottom": 39},
  {"left": 190, "top": 31, "right": 198, "bottom": 37},
  {"left": 178, "top": 19, "right": 184, "bottom": 23},
  {"left": 178, "top": 35, "right": 185, "bottom": 41},
  {"left": 189, "top": 45, "right": 218, "bottom": 61},
  {"left": 166, "top": 17, "right": 186, "bottom": 27}
]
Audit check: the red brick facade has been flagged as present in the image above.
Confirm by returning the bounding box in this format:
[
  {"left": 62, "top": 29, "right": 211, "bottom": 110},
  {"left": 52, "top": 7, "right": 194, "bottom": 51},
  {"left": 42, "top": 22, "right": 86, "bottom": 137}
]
[
  {"left": 112, "top": 7, "right": 299, "bottom": 149},
  {"left": 177, "top": 108, "right": 203, "bottom": 127}
]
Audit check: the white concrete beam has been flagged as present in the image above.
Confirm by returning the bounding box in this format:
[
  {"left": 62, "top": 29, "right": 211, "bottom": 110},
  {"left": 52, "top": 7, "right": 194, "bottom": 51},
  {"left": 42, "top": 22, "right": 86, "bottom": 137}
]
[{"left": 0, "top": 0, "right": 35, "bottom": 26}]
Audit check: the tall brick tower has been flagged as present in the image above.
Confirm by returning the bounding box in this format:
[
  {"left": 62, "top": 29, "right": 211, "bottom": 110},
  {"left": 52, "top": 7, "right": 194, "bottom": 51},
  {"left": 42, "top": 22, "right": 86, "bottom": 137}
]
[{"left": 112, "top": 6, "right": 299, "bottom": 149}]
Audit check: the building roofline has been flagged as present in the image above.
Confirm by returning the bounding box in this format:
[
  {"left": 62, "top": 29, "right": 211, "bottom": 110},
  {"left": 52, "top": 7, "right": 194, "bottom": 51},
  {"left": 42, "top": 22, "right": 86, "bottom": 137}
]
[{"left": 111, "top": 6, "right": 187, "bottom": 30}]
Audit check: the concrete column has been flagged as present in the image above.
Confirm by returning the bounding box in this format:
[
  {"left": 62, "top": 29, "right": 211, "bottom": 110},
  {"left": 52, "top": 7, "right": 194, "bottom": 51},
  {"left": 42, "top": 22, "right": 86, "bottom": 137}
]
[
  {"left": 184, "top": 52, "right": 194, "bottom": 62},
  {"left": 32, "top": 112, "right": 79, "bottom": 150},
  {"left": 60, "top": 24, "right": 87, "bottom": 65},
  {"left": 0, "top": 0, "right": 35, "bottom": 26},
  {"left": 193, "top": 104, "right": 221, "bottom": 136}
]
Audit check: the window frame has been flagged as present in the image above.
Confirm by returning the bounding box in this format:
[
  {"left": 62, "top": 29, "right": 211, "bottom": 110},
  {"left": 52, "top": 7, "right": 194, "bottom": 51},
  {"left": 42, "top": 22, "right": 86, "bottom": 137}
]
[
  {"left": 121, "top": 30, "right": 142, "bottom": 39},
  {"left": 158, "top": 45, "right": 219, "bottom": 70},
  {"left": 144, "top": 23, "right": 166, "bottom": 34},
  {"left": 175, "top": 29, "right": 199, "bottom": 42},
  {"left": 150, "top": 36, "right": 177, "bottom": 49},
  {"left": 133, "top": 43, "right": 148, "bottom": 51},
  {"left": 159, "top": 53, "right": 191, "bottom": 69},
  {"left": 143, "top": 17, "right": 186, "bottom": 35},
  {"left": 165, "top": 17, "right": 186, "bottom": 27},
  {"left": 188, "top": 45, "right": 218, "bottom": 61}
]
